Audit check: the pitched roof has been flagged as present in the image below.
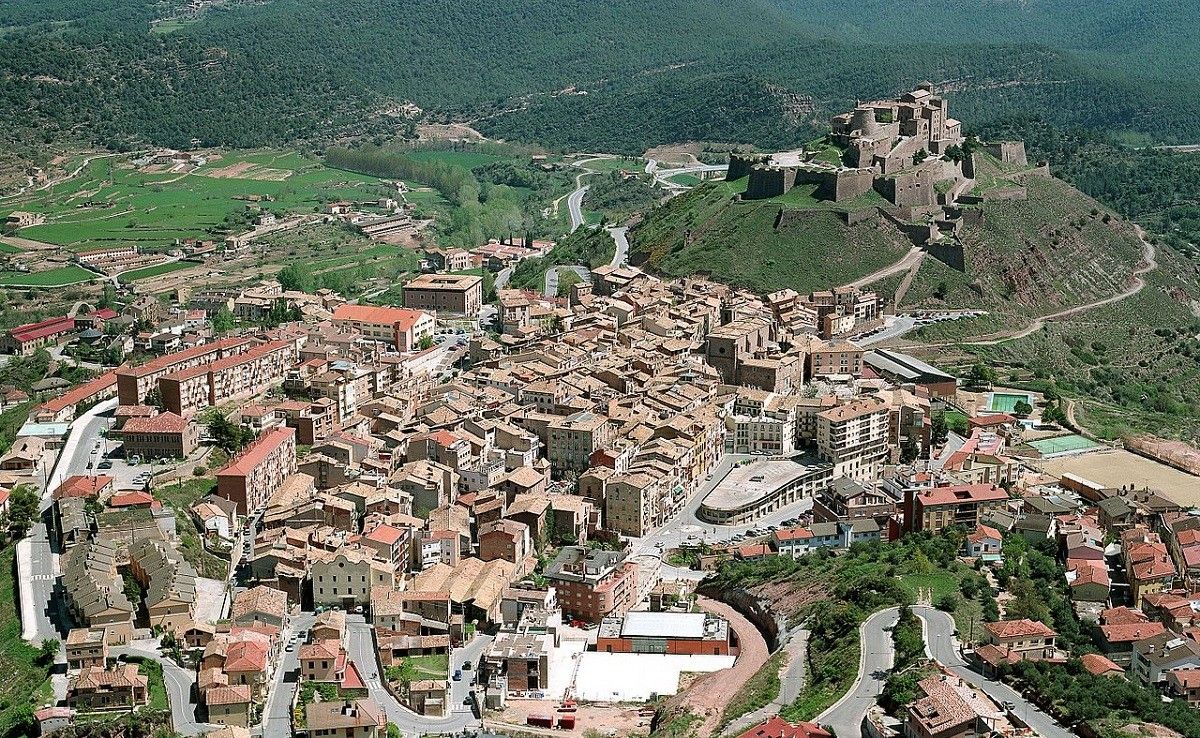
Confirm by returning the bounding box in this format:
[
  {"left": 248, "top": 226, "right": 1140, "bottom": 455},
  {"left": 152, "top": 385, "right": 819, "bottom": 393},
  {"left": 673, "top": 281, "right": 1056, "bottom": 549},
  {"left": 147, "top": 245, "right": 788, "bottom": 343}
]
[
  {"left": 982, "top": 618, "right": 1057, "bottom": 640},
  {"left": 734, "top": 716, "right": 832, "bottom": 738},
  {"left": 1080, "top": 653, "right": 1124, "bottom": 676},
  {"left": 332, "top": 304, "right": 427, "bottom": 331},
  {"left": 121, "top": 411, "right": 189, "bottom": 435}
]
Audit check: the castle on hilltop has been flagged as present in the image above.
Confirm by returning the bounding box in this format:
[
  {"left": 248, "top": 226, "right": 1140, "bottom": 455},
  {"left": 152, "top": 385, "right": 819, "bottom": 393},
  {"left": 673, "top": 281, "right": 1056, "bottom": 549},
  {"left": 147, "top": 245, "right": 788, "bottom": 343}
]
[{"left": 732, "top": 83, "right": 1028, "bottom": 210}]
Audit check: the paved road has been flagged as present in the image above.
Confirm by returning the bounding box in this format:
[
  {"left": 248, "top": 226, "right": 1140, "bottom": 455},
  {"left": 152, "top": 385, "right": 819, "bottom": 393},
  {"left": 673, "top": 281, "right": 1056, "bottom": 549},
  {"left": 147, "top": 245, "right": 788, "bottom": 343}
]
[
  {"left": 20, "top": 399, "right": 116, "bottom": 644},
  {"left": 493, "top": 266, "right": 514, "bottom": 290},
  {"left": 651, "top": 163, "right": 729, "bottom": 190},
  {"left": 725, "top": 625, "right": 810, "bottom": 735},
  {"left": 607, "top": 226, "right": 630, "bottom": 268},
  {"left": 915, "top": 606, "right": 1073, "bottom": 738},
  {"left": 543, "top": 265, "right": 592, "bottom": 298},
  {"left": 562, "top": 155, "right": 618, "bottom": 232},
  {"left": 115, "top": 640, "right": 213, "bottom": 736},
  {"left": 816, "top": 607, "right": 900, "bottom": 737},
  {"left": 341, "top": 614, "right": 493, "bottom": 737}
]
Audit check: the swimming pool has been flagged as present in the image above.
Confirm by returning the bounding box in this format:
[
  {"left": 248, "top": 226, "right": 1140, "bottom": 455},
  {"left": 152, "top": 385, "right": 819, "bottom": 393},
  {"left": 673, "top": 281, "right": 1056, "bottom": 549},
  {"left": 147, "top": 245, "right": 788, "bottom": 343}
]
[{"left": 989, "top": 392, "right": 1032, "bottom": 413}]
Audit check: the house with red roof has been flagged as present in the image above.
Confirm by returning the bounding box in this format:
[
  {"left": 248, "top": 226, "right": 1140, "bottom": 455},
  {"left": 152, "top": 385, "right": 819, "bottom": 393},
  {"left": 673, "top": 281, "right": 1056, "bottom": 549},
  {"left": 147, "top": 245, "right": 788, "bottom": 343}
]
[
  {"left": 905, "top": 483, "right": 1009, "bottom": 533},
  {"left": 976, "top": 619, "right": 1060, "bottom": 674},
  {"left": 53, "top": 475, "right": 114, "bottom": 501},
  {"left": 1167, "top": 667, "right": 1200, "bottom": 705},
  {"left": 1080, "top": 653, "right": 1124, "bottom": 678},
  {"left": 964, "top": 523, "right": 1002, "bottom": 563},
  {"left": 734, "top": 716, "right": 831, "bottom": 738},
  {"left": 1097, "top": 621, "right": 1166, "bottom": 664}
]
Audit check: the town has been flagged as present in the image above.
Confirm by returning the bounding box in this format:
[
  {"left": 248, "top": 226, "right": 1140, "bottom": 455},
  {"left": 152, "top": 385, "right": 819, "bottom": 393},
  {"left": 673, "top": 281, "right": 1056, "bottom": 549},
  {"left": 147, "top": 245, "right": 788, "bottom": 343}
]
[{"left": 0, "top": 87, "right": 1199, "bottom": 738}]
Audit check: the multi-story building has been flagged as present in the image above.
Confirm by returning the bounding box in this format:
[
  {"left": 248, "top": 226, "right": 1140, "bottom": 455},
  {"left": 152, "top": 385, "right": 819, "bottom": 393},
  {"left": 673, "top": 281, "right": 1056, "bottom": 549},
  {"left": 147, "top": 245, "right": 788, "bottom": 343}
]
[
  {"left": 304, "top": 699, "right": 385, "bottom": 738},
  {"left": 544, "top": 546, "right": 637, "bottom": 623},
  {"left": 65, "top": 627, "right": 109, "bottom": 670},
  {"left": 904, "top": 483, "right": 1009, "bottom": 533},
  {"left": 67, "top": 665, "right": 149, "bottom": 711},
  {"left": 1, "top": 315, "right": 77, "bottom": 355},
  {"left": 157, "top": 339, "right": 296, "bottom": 415},
  {"left": 479, "top": 519, "right": 532, "bottom": 566},
  {"left": 1132, "top": 632, "right": 1200, "bottom": 689},
  {"left": 604, "top": 472, "right": 670, "bottom": 537},
  {"left": 403, "top": 273, "right": 484, "bottom": 315},
  {"left": 484, "top": 633, "right": 550, "bottom": 693},
  {"left": 118, "top": 411, "right": 199, "bottom": 459},
  {"left": 547, "top": 411, "right": 613, "bottom": 475},
  {"left": 115, "top": 338, "right": 251, "bottom": 405},
  {"left": 310, "top": 547, "right": 397, "bottom": 608},
  {"left": 801, "top": 337, "right": 863, "bottom": 378},
  {"left": 331, "top": 304, "right": 435, "bottom": 351},
  {"left": 216, "top": 427, "right": 298, "bottom": 514},
  {"left": 816, "top": 397, "right": 889, "bottom": 480}
]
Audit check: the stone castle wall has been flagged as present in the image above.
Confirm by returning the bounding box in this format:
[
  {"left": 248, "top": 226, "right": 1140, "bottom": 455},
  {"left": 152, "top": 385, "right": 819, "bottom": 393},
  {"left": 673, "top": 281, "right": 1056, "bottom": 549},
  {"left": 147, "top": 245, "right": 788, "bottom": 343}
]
[
  {"left": 728, "top": 153, "right": 771, "bottom": 181},
  {"left": 982, "top": 141, "right": 1028, "bottom": 167}
]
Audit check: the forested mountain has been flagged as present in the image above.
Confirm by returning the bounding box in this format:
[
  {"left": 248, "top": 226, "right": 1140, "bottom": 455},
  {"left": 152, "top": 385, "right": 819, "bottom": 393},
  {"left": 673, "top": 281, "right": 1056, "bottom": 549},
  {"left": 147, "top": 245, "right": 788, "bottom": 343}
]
[{"left": 1, "top": 0, "right": 1198, "bottom": 156}]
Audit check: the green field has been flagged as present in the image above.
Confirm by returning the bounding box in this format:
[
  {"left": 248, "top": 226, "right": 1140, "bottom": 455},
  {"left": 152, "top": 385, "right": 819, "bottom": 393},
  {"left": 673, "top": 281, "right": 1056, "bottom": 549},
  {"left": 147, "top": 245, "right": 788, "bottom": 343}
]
[
  {"left": 405, "top": 149, "right": 506, "bottom": 169},
  {"left": 0, "top": 242, "right": 20, "bottom": 254},
  {"left": 0, "top": 151, "right": 392, "bottom": 252},
  {"left": 0, "top": 265, "right": 96, "bottom": 286},
  {"left": 118, "top": 260, "right": 197, "bottom": 282}
]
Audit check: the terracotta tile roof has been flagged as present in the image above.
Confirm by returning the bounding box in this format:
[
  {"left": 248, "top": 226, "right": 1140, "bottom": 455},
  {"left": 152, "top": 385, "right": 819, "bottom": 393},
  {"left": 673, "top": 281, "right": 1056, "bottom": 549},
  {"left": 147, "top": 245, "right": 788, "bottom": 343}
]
[
  {"left": 333, "top": 304, "right": 427, "bottom": 331},
  {"left": 10, "top": 316, "right": 75, "bottom": 342},
  {"left": 1101, "top": 606, "right": 1148, "bottom": 625},
  {"left": 918, "top": 484, "right": 1008, "bottom": 507},
  {"left": 122, "top": 411, "right": 189, "bottom": 435},
  {"left": 205, "top": 684, "right": 252, "bottom": 706},
  {"left": 1099, "top": 622, "right": 1165, "bottom": 644},
  {"left": 217, "top": 427, "right": 294, "bottom": 477},
  {"left": 54, "top": 475, "right": 114, "bottom": 500},
  {"left": 1080, "top": 653, "right": 1124, "bottom": 676},
  {"left": 735, "top": 716, "right": 831, "bottom": 738},
  {"left": 109, "top": 491, "right": 155, "bottom": 508},
  {"left": 982, "top": 618, "right": 1057, "bottom": 640}
]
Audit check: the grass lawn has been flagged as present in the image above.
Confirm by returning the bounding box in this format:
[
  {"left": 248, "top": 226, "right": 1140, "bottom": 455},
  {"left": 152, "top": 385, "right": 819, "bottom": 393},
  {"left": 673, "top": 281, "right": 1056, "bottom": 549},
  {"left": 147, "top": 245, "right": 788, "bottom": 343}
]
[
  {"left": 897, "top": 572, "right": 960, "bottom": 601},
  {"left": 118, "top": 260, "right": 197, "bottom": 282},
  {"left": 0, "top": 242, "right": 20, "bottom": 254},
  {"left": 0, "top": 265, "right": 96, "bottom": 286},
  {"left": 406, "top": 653, "right": 449, "bottom": 679},
  {"left": 128, "top": 657, "right": 169, "bottom": 711},
  {"left": 5, "top": 151, "right": 392, "bottom": 251},
  {"left": 0, "top": 545, "right": 54, "bottom": 733}
]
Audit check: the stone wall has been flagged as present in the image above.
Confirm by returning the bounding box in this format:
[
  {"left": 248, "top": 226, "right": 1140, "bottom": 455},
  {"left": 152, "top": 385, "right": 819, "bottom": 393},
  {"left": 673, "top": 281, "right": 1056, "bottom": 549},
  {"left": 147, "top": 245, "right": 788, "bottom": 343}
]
[
  {"left": 744, "top": 166, "right": 793, "bottom": 199},
  {"left": 982, "top": 141, "right": 1028, "bottom": 167},
  {"left": 728, "top": 153, "right": 771, "bottom": 181}
]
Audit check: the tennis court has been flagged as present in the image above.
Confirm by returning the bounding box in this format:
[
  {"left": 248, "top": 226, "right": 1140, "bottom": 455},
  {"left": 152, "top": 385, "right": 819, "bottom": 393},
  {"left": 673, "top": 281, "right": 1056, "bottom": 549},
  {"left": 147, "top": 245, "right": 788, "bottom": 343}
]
[
  {"left": 989, "top": 391, "right": 1032, "bottom": 413},
  {"left": 1028, "top": 434, "right": 1100, "bottom": 457}
]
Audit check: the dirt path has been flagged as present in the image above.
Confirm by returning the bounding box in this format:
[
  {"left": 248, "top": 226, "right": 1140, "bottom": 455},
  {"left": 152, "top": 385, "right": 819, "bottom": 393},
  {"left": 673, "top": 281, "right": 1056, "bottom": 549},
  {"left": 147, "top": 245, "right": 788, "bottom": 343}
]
[
  {"left": 683, "top": 596, "right": 770, "bottom": 738},
  {"left": 908, "top": 225, "right": 1157, "bottom": 349},
  {"left": 839, "top": 246, "right": 924, "bottom": 290}
]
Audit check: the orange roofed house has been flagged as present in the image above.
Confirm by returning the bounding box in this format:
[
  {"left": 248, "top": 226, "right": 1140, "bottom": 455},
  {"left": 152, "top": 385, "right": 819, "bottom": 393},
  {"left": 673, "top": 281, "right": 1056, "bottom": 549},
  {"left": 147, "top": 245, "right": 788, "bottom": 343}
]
[
  {"left": 735, "top": 716, "right": 830, "bottom": 738},
  {"left": 119, "top": 411, "right": 200, "bottom": 459},
  {"left": 331, "top": 304, "right": 434, "bottom": 352},
  {"left": 905, "top": 483, "right": 1009, "bottom": 533},
  {"left": 216, "top": 427, "right": 298, "bottom": 514},
  {"left": 976, "top": 618, "right": 1059, "bottom": 676}
]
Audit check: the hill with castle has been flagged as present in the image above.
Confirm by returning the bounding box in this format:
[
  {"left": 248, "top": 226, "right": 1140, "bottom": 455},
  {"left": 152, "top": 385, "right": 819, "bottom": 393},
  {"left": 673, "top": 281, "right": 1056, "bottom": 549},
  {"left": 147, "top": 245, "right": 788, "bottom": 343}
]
[{"left": 630, "top": 84, "right": 1147, "bottom": 331}]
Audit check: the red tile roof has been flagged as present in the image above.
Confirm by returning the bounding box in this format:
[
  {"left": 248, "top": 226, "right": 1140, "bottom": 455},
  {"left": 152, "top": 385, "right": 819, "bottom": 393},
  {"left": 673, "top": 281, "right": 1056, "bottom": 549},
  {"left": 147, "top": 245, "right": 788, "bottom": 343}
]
[
  {"left": 982, "top": 618, "right": 1057, "bottom": 640},
  {"left": 10, "top": 316, "right": 74, "bottom": 343},
  {"left": 1099, "top": 622, "right": 1166, "bottom": 644},
  {"left": 121, "top": 411, "right": 189, "bottom": 435},
  {"left": 109, "top": 491, "right": 155, "bottom": 508},
  {"left": 918, "top": 483, "right": 1008, "bottom": 507},
  {"left": 1080, "top": 653, "right": 1124, "bottom": 676},
  {"left": 364, "top": 525, "right": 405, "bottom": 546},
  {"left": 735, "top": 716, "right": 831, "bottom": 738},
  {"left": 54, "top": 475, "right": 114, "bottom": 499},
  {"left": 38, "top": 370, "right": 117, "bottom": 415},
  {"left": 333, "top": 304, "right": 427, "bottom": 331},
  {"left": 1101, "top": 606, "right": 1148, "bottom": 625},
  {"left": 217, "top": 427, "right": 295, "bottom": 478}
]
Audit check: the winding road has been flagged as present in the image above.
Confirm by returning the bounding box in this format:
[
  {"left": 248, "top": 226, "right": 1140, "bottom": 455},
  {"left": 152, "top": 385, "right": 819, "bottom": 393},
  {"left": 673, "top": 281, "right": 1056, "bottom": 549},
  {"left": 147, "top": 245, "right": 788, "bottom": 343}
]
[
  {"left": 816, "top": 605, "right": 1073, "bottom": 738},
  {"left": 906, "top": 225, "right": 1157, "bottom": 349}
]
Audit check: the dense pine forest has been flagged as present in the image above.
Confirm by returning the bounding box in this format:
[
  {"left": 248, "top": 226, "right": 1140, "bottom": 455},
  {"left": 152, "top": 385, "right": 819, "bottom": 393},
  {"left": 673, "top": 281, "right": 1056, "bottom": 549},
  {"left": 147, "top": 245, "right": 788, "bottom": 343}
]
[{"left": 1, "top": 0, "right": 1199, "bottom": 156}]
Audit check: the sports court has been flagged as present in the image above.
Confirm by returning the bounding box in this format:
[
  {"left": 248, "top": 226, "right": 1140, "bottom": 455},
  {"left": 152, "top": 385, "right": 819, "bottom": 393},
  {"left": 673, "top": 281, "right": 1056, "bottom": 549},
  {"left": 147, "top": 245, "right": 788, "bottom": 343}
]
[
  {"left": 572, "top": 652, "right": 735, "bottom": 702},
  {"left": 1028, "top": 434, "right": 1100, "bottom": 457},
  {"left": 988, "top": 391, "right": 1033, "bottom": 413}
]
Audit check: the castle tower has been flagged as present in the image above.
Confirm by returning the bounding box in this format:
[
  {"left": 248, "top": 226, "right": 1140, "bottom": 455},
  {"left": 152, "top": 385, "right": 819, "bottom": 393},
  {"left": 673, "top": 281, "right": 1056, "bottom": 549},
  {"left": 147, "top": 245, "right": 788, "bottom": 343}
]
[{"left": 851, "top": 106, "right": 882, "bottom": 137}]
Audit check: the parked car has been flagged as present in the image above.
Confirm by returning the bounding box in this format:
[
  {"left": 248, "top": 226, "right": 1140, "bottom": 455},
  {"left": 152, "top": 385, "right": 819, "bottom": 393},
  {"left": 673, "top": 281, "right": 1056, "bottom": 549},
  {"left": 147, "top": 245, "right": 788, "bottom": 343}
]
[
  {"left": 98, "top": 460, "right": 113, "bottom": 469},
  {"left": 452, "top": 670, "right": 462, "bottom": 681}
]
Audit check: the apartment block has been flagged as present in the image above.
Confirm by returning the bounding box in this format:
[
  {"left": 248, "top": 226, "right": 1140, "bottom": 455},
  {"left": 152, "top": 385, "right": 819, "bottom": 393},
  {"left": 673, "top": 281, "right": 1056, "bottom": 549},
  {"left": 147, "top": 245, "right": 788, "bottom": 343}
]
[
  {"left": 547, "top": 411, "right": 614, "bottom": 475},
  {"left": 119, "top": 411, "right": 199, "bottom": 459},
  {"left": 158, "top": 339, "right": 296, "bottom": 415},
  {"left": 904, "top": 483, "right": 1009, "bottom": 533},
  {"left": 115, "top": 337, "right": 251, "bottom": 405},
  {"left": 816, "top": 396, "right": 889, "bottom": 480},
  {"left": 545, "top": 546, "right": 637, "bottom": 623},
  {"left": 216, "top": 427, "right": 298, "bottom": 514},
  {"left": 331, "top": 304, "right": 435, "bottom": 351}
]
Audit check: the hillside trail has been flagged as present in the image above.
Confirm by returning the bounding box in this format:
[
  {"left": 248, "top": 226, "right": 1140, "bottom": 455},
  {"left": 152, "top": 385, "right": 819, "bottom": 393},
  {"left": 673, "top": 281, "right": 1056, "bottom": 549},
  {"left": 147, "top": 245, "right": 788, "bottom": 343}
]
[
  {"left": 902, "top": 224, "right": 1157, "bottom": 349},
  {"left": 838, "top": 245, "right": 924, "bottom": 290}
]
